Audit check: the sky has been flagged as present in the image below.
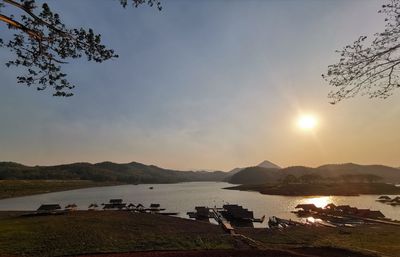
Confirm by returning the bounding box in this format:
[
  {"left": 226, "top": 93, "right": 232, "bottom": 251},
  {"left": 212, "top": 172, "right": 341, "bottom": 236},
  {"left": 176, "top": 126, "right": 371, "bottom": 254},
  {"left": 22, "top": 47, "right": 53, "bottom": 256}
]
[{"left": 0, "top": 0, "right": 399, "bottom": 171}]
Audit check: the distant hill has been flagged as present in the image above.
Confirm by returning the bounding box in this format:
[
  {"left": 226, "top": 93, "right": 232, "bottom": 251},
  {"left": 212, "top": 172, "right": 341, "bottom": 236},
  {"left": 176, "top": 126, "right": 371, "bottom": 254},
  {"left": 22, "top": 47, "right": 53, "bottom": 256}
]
[
  {"left": 227, "top": 167, "right": 243, "bottom": 175},
  {"left": 257, "top": 160, "right": 281, "bottom": 169},
  {"left": 229, "top": 166, "right": 280, "bottom": 184},
  {"left": 228, "top": 163, "right": 400, "bottom": 184},
  {"left": 0, "top": 161, "right": 228, "bottom": 184},
  {"left": 227, "top": 160, "right": 280, "bottom": 180},
  {"left": 3, "top": 160, "right": 398, "bottom": 185}
]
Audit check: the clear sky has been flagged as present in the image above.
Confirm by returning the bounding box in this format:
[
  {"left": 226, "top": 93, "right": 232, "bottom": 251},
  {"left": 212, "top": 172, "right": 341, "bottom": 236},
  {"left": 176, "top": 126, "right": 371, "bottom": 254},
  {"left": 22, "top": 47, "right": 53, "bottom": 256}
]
[{"left": 1, "top": 0, "right": 399, "bottom": 171}]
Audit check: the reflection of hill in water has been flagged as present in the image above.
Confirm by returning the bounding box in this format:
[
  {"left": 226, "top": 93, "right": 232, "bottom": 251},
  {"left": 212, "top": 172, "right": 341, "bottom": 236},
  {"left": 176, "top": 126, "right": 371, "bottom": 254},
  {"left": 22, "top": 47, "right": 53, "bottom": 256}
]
[{"left": 0, "top": 182, "right": 399, "bottom": 224}]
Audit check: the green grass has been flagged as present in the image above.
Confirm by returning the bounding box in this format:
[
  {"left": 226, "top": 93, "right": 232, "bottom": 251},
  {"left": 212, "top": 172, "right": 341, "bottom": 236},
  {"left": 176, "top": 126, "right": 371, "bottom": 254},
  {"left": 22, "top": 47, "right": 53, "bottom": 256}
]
[
  {"left": 0, "top": 211, "right": 235, "bottom": 257},
  {"left": 1, "top": 211, "right": 398, "bottom": 257},
  {"left": 0, "top": 180, "right": 122, "bottom": 199},
  {"left": 238, "top": 224, "right": 400, "bottom": 257}
]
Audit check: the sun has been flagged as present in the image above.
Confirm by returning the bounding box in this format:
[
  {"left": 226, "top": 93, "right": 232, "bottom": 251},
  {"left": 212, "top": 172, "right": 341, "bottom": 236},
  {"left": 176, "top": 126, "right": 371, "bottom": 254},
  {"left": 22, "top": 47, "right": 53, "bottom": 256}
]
[{"left": 297, "top": 114, "right": 317, "bottom": 130}]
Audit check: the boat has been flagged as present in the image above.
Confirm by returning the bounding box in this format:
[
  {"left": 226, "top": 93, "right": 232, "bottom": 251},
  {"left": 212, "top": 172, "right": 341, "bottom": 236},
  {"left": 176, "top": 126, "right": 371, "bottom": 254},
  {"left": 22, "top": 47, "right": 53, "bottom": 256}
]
[
  {"left": 268, "top": 216, "right": 300, "bottom": 228},
  {"left": 189, "top": 204, "right": 265, "bottom": 227}
]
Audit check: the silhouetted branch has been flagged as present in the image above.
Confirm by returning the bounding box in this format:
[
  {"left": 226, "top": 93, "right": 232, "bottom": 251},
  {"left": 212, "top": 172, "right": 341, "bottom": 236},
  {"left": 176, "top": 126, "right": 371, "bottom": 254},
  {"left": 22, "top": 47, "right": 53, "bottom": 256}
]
[
  {"left": 0, "top": 0, "right": 161, "bottom": 96},
  {"left": 323, "top": 0, "right": 400, "bottom": 104}
]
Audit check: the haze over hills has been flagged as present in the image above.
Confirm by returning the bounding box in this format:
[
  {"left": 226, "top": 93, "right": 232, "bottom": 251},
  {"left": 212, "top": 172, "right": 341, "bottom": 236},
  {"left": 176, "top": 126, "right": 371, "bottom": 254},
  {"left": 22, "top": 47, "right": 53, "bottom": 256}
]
[
  {"left": 0, "top": 161, "right": 228, "bottom": 184},
  {"left": 1, "top": 160, "right": 400, "bottom": 185},
  {"left": 228, "top": 160, "right": 281, "bottom": 175},
  {"left": 257, "top": 160, "right": 281, "bottom": 169},
  {"left": 228, "top": 163, "right": 400, "bottom": 184}
]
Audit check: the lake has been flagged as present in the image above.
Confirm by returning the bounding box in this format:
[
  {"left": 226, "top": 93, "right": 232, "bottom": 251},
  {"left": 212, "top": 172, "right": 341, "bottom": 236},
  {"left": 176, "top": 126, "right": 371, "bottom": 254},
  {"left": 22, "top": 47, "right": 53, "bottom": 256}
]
[{"left": 0, "top": 182, "right": 398, "bottom": 227}]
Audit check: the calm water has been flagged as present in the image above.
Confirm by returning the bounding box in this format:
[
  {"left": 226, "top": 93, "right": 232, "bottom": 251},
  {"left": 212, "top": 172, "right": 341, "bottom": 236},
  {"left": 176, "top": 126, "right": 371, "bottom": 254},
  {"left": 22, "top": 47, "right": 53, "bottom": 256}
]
[{"left": 0, "top": 182, "right": 398, "bottom": 227}]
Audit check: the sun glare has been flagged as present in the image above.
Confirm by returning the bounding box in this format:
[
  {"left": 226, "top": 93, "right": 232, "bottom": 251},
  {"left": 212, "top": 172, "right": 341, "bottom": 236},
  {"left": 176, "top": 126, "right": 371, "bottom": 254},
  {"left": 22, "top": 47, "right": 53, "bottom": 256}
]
[
  {"left": 304, "top": 196, "right": 331, "bottom": 208},
  {"left": 298, "top": 115, "right": 317, "bottom": 130}
]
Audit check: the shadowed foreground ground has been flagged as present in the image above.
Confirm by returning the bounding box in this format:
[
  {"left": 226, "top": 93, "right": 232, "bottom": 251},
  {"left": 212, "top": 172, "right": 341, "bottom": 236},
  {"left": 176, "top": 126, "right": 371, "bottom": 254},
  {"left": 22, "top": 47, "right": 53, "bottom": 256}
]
[
  {"left": 0, "top": 211, "right": 397, "bottom": 257},
  {"left": 68, "top": 248, "right": 375, "bottom": 257}
]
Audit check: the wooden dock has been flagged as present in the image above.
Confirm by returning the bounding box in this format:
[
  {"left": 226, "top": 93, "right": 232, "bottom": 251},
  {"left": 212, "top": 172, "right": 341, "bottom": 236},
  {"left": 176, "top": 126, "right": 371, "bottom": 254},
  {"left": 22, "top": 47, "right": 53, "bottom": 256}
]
[{"left": 210, "top": 208, "right": 235, "bottom": 233}]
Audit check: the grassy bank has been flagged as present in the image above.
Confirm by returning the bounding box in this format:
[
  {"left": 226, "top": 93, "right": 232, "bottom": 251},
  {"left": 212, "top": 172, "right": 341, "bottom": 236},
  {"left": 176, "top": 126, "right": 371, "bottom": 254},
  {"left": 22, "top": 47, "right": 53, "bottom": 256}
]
[
  {"left": 225, "top": 183, "right": 400, "bottom": 196},
  {"left": 0, "top": 211, "right": 397, "bottom": 257},
  {"left": 0, "top": 180, "right": 123, "bottom": 199},
  {"left": 238, "top": 224, "right": 400, "bottom": 257},
  {"left": 0, "top": 211, "right": 235, "bottom": 257}
]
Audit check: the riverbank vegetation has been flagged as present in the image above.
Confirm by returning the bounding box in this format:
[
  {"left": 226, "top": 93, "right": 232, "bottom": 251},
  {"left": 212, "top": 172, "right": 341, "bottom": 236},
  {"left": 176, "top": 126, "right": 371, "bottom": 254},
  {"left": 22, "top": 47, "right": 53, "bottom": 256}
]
[
  {"left": 0, "top": 161, "right": 227, "bottom": 184},
  {"left": 228, "top": 163, "right": 400, "bottom": 185},
  {"left": 225, "top": 182, "right": 400, "bottom": 196}
]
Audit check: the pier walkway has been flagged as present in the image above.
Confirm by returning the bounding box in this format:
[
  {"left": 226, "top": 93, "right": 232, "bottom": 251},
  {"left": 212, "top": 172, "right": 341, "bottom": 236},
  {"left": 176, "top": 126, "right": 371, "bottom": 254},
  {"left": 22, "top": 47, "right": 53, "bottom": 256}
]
[{"left": 210, "top": 208, "right": 235, "bottom": 233}]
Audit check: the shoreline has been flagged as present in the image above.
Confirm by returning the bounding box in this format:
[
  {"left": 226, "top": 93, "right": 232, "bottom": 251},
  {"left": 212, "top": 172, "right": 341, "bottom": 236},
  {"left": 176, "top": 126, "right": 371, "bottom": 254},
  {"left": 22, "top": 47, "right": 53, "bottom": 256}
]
[
  {"left": 224, "top": 182, "right": 400, "bottom": 196},
  {"left": 0, "top": 211, "right": 397, "bottom": 257}
]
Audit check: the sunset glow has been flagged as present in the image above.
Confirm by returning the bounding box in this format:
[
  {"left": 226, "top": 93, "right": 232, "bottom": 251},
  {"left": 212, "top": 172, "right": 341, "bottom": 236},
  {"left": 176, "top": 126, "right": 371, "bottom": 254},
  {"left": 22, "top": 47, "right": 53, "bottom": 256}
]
[
  {"left": 304, "top": 196, "right": 332, "bottom": 208},
  {"left": 298, "top": 115, "right": 318, "bottom": 131}
]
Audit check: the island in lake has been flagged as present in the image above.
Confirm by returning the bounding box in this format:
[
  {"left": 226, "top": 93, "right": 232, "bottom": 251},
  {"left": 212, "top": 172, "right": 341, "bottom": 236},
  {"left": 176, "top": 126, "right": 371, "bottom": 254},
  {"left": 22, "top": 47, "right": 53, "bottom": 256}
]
[{"left": 225, "top": 182, "right": 400, "bottom": 196}]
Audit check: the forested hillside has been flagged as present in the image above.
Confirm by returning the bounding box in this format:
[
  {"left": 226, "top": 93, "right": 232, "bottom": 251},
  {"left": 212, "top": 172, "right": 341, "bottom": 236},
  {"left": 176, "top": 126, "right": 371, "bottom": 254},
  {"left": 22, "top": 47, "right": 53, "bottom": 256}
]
[{"left": 0, "top": 162, "right": 227, "bottom": 184}]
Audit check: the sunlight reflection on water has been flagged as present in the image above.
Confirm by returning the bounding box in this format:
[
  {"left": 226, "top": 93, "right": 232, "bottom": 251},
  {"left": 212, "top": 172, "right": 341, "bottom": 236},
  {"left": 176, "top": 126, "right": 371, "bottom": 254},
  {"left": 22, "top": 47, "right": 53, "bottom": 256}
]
[
  {"left": 302, "top": 196, "right": 334, "bottom": 208},
  {"left": 0, "top": 182, "right": 398, "bottom": 227}
]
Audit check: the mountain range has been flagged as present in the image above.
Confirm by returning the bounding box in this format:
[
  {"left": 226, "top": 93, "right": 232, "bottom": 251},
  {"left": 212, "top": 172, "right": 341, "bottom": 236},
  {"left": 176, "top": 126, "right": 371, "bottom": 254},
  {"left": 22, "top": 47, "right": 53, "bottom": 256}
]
[
  {"left": 1, "top": 160, "right": 399, "bottom": 184},
  {"left": 228, "top": 163, "right": 400, "bottom": 184},
  {"left": 228, "top": 160, "right": 281, "bottom": 175},
  {"left": 0, "top": 161, "right": 227, "bottom": 184}
]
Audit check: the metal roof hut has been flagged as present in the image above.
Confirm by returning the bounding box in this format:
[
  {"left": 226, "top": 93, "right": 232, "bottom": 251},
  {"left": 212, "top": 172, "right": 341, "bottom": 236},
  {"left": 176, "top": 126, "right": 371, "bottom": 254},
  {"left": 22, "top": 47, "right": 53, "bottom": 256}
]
[
  {"left": 109, "top": 199, "right": 123, "bottom": 204},
  {"left": 221, "top": 204, "right": 258, "bottom": 227},
  {"left": 368, "top": 210, "right": 385, "bottom": 219},
  {"left": 148, "top": 203, "right": 165, "bottom": 213},
  {"left": 188, "top": 206, "right": 211, "bottom": 220},
  {"left": 356, "top": 209, "right": 385, "bottom": 219},
  {"left": 37, "top": 204, "right": 62, "bottom": 213},
  {"left": 103, "top": 199, "right": 126, "bottom": 210},
  {"left": 195, "top": 207, "right": 211, "bottom": 218},
  {"left": 325, "top": 203, "right": 336, "bottom": 210},
  {"left": 150, "top": 203, "right": 160, "bottom": 208},
  {"left": 336, "top": 205, "right": 358, "bottom": 215},
  {"left": 391, "top": 196, "right": 400, "bottom": 203},
  {"left": 295, "top": 204, "right": 318, "bottom": 212},
  {"left": 65, "top": 203, "right": 77, "bottom": 211},
  {"left": 223, "top": 204, "right": 254, "bottom": 220},
  {"left": 88, "top": 203, "right": 99, "bottom": 210}
]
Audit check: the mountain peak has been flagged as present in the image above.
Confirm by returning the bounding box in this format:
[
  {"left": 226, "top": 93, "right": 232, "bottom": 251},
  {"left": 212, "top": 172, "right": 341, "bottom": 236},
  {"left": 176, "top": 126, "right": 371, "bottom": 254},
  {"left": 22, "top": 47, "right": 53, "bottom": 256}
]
[{"left": 257, "top": 160, "right": 281, "bottom": 169}]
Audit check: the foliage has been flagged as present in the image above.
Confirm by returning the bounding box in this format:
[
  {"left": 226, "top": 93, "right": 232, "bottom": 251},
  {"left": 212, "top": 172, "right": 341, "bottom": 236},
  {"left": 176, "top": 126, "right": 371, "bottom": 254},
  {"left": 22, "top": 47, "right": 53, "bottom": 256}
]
[
  {"left": 0, "top": 0, "right": 160, "bottom": 96},
  {"left": 119, "top": 0, "right": 162, "bottom": 10},
  {"left": 339, "top": 174, "right": 383, "bottom": 183},
  {"left": 227, "top": 182, "right": 400, "bottom": 196},
  {"left": 323, "top": 0, "right": 400, "bottom": 103},
  {"left": 0, "top": 161, "right": 228, "bottom": 184},
  {"left": 298, "top": 174, "right": 323, "bottom": 184},
  {"left": 281, "top": 174, "right": 298, "bottom": 184},
  {"left": 229, "top": 163, "right": 400, "bottom": 185}
]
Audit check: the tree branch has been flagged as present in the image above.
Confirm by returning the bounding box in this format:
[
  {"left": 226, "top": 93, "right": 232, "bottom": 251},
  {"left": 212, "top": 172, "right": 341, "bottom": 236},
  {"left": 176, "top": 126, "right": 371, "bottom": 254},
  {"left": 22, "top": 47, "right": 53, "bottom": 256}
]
[
  {"left": 3, "top": 0, "right": 67, "bottom": 36},
  {"left": 0, "top": 13, "right": 41, "bottom": 39}
]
